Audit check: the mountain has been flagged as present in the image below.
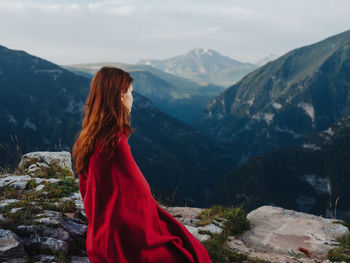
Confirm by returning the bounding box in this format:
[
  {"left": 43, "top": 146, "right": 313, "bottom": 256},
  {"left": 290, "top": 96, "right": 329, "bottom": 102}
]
[
  {"left": 208, "top": 114, "right": 350, "bottom": 219},
  {"left": 0, "top": 45, "right": 89, "bottom": 166},
  {"left": 194, "top": 29, "right": 350, "bottom": 158},
  {"left": 128, "top": 93, "right": 241, "bottom": 205},
  {"left": 255, "top": 54, "right": 280, "bottom": 66},
  {"left": 64, "top": 63, "right": 225, "bottom": 124},
  {"left": 0, "top": 45, "right": 240, "bottom": 206},
  {"left": 137, "top": 48, "right": 258, "bottom": 87}
]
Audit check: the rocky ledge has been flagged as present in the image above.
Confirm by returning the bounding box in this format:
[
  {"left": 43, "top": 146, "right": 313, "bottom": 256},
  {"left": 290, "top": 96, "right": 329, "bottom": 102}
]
[{"left": 0, "top": 151, "right": 348, "bottom": 263}]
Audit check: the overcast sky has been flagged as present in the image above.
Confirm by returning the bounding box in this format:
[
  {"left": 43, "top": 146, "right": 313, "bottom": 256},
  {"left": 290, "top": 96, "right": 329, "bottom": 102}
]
[{"left": 0, "top": 0, "right": 350, "bottom": 65}]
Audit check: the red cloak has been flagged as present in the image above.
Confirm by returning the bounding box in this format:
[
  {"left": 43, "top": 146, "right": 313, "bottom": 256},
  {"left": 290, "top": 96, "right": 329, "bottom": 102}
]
[{"left": 79, "top": 128, "right": 212, "bottom": 263}]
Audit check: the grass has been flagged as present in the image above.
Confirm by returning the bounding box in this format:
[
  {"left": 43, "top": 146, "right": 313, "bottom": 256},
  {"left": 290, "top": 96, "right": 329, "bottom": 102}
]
[
  {"left": 15, "top": 157, "right": 37, "bottom": 174},
  {"left": 16, "top": 158, "right": 74, "bottom": 179},
  {"left": 42, "top": 177, "right": 78, "bottom": 199},
  {"left": 198, "top": 204, "right": 251, "bottom": 236},
  {"left": 0, "top": 165, "right": 78, "bottom": 231},
  {"left": 199, "top": 204, "right": 270, "bottom": 263},
  {"left": 0, "top": 199, "right": 45, "bottom": 230},
  {"left": 202, "top": 232, "right": 271, "bottom": 263},
  {"left": 0, "top": 166, "right": 80, "bottom": 261},
  {"left": 328, "top": 234, "right": 350, "bottom": 262}
]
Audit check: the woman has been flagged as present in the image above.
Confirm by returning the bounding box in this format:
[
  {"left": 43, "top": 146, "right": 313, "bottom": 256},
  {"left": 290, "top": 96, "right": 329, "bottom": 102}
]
[{"left": 72, "top": 66, "right": 212, "bottom": 263}]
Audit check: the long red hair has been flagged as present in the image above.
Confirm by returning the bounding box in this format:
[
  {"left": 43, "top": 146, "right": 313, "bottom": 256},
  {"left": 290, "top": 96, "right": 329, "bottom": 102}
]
[{"left": 72, "top": 66, "right": 133, "bottom": 178}]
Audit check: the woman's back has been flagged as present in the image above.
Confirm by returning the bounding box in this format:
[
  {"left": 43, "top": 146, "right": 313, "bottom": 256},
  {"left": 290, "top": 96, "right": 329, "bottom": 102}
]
[{"left": 79, "top": 130, "right": 211, "bottom": 262}]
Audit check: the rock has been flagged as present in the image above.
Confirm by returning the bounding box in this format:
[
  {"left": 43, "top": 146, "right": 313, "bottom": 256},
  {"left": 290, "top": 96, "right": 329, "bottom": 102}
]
[
  {"left": 45, "top": 178, "right": 60, "bottom": 184},
  {"left": 34, "top": 178, "right": 45, "bottom": 184},
  {"left": 184, "top": 223, "right": 223, "bottom": 242},
  {"left": 184, "top": 225, "right": 211, "bottom": 242},
  {"left": 0, "top": 258, "right": 28, "bottom": 263},
  {"left": 236, "top": 205, "right": 349, "bottom": 261},
  {"left": 165, "top": 206, "right": 204, "bottom": 225},
  {"left": 41, "top": 227, "right": 70, "bottom": 241},
  {"left": 28, "top": 164, "right": 40, "bottom": 173},
  {"left": 32, "top": 254, "right": 56, "bottom": 262},
  {"left": 64, "top": 192, "right": 86, "bottom": 218},
  {"left": 70, "top": 256, "right": 90, "bottom": 262},
  {"left": 19, "top": 151, "right": 73, "bottom": 175},
  {"left": 164, "top": 206, "right": 224, "bottom": 242},
  {"left": 35, "top": 184, "right": 45, "bottom": 191},
  {"left": 34, "top": 210, "right": 63, "bottom": 226},
  {"left": 24, "top": 234, "right": 69, "bottom": 253},
  {"left": 0, "top": 229, "right": 28, "bottom": 260},
  {"left": 14, "top": 225, "right": 37, "bottom": 236},
  {"left": 10, "top": 207, "right": 23, "bottom": 213},
  {"left": 62, "top": 218, "right": 87, "bottom": 237},
  {"left": 34, "top": 217, "right": 62, "bottom": 226},
  {"left": 198, "top": 223, "right": 223, "bottom": 234},
  {"left": 0, "top": 175, "right": 32, "bottom": 190},
  {"left": 0, "top": 199, "right": 20, "bottom": 208}
]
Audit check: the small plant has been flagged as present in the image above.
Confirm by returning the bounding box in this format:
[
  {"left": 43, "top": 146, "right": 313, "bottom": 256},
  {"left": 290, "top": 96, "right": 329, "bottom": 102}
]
[
  {"left": 57, "top": 199, "right": 76, "bottom": 212},
  {"left": 0, "top": 185, "right": 21, "bottom": 200},
  {"left": 15, "top": 157, "right": 37, "bottom": 174},
  {"left": 42, "top": 177, "right": 78, "bottom": 199},
  {"left": 202, "top": 232, "right": 270, "bottom": 263},
  {"left": 198, "top": 204, "right": 251, "bottom": 236},
  {"left": 328, "top": 234, "right": 350, "bottom": 262},
  {"left": 288, "top": 249, "right": 302, "bottom": 259},
  {"left": 329, "top": 196, "right": 341, "bottom": 219},
  {"left": 25, "top": 178, "right": 39, "bottom": 190},
  {"left": 198, "top": 205, "right": 267, "bottom": 262},
  {"left": 0, "top": 200, "right": 44, "bottom": 231},
  {"left": 33, "top": 160, "right": 74, "bottom": 179},
  {"left": 10, "top": 134, "right": 22, "bottom": 167}
]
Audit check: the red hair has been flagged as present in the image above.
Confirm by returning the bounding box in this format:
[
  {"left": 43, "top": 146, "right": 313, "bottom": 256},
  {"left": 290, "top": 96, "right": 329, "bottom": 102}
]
[{"left": 72, "top": 66, "right": 133, "bottom": 178}]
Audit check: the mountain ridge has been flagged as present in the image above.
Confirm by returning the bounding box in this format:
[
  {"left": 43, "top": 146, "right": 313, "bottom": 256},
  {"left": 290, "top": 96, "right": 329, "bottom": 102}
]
[
  {"left": 137, "top": 48, "right": 258, "bottom": 87},
  {"left": 194, "top": 28, "right": 350, "bottom": 157}
]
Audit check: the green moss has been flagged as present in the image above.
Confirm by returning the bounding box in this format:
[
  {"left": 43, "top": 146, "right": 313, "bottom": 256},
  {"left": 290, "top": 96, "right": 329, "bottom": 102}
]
[
  {"left": 57, "top": 199, "right": 76, "bottom": 213},
  {"left": 0, "top": 174, "right": 78, "bottom": 231},
  {"left": 42, "top": 177, "right": 78, "bottom": 199},
  {"left": 25, "top": 179, "right": 39, "bottom": 190},
  {"left": 33, "top": 160, "right": 74, "bottom": 179},
  {"left": 0, "top": 200, "right": 44, "bottom": 231},
  {"left": 0, "top": 185, "right": 22, "bottom": 200},
  {"left": 16, "top": 158, "right": 74, "bottom": 179},
  {"left": 198, "top": 204, "right": 251, "bottom": 236},
  {"left": 224, "top": 208, "right": 251, "bottom": 236},
  {"left": 197, "top": 205, "right": 266, "bottom": 262},
  {"left": 328, "top": 234, "right": 350, "bottom": 262},
  {"left": 202, "top": 232, "right": 270, "bottom": 263}
]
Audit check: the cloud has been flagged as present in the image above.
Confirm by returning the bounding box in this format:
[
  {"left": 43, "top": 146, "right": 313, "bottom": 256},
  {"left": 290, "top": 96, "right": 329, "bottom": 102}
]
[
  {"left": 87, "top": 1, "right": 134, "bottom": 15},
  {"left": 0, "top": 0, "right": 349, "bottom": 65},
  {"left": 0, "top": 1, "right": 81, "bottom": 13}
]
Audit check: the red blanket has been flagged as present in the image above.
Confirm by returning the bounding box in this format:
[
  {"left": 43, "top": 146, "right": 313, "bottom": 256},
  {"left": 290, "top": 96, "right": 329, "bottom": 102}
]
[{"left": 79, "top": 128, "right": 212, "bottom": 263}]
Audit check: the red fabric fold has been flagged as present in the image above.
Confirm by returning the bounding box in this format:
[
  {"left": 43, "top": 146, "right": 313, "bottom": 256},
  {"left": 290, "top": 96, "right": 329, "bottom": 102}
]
[{"left": 79, "top": 129, "right": 212, "bottom": 263}]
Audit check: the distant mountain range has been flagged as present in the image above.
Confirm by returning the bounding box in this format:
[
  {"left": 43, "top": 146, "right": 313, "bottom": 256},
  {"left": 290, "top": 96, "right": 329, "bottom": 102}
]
[
  {"left": 0, "top": 45, "right": 240, "bottom": 206},
  {"left": 194, "top": 29, "right": 350, "bottom": 158},
  {"left": 137, "top": 48, "right": 258, "bottom": 87},
  {"left": 65, "top": 62, "right": 225, "bottom": 124},
  {"left": 209, "top": 114, "right": 350, "bottom": 219}
]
